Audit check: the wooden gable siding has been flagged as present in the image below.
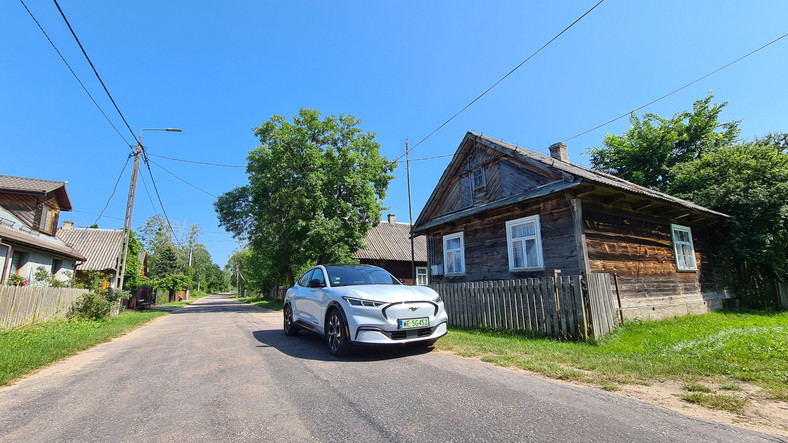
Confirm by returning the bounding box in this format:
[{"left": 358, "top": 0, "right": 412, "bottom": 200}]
[
  {"left": 583, "top": 202, "right": 733, "bottom": 319},
  {"left": 429, "top": 194, "right": 580, "bottom": 282}
]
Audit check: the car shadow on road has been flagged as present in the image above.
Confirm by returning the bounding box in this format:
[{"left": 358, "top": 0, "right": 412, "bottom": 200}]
[{"left": 252, "top": 328, "right": 435, "bottom": 362}]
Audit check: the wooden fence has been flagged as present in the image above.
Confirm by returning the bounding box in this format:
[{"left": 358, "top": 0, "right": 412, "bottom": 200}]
[
  {"left": 0, "top": 286, "right": 87, "bottom": 329},
  {"left": 430, "top": 273, "right": 619, "bottom": 340}
]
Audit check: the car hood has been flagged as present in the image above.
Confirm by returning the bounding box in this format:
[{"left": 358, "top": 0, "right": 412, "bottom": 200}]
[{"left": 332, "top": 284, "right": 438, "bottom": 303}]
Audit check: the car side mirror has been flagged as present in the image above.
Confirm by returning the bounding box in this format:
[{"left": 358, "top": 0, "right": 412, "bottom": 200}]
[{"left": 308, "top": 279, "right": 325, "bottom": 288}]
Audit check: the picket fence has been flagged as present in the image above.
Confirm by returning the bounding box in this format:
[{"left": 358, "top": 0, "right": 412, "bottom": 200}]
[
  {"left": 430, "top": 273, "right": 619, "bottom": 340},
  {"left": 0, "top": 286, "right": 87, "bottom": 329}
]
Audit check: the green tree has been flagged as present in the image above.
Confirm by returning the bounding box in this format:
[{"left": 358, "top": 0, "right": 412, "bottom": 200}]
[
  {"left": 123, "top": 231, "right": 144, "bottom": 289},
  {"left": 671, "top": 135, "right": 788, "bottom": 284},
  {"left": 155, "top": 245, "right": 179, "bottom": 279},
  {"left": 587, "top": 94, "right": 740, "bottom": 192},
  {"left": 215, "top": 108, "right": 395, "bottom": 286}
]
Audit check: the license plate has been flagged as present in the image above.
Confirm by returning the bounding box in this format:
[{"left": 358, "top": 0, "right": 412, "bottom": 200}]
[{"left": 398, "top": 317, "right": 429, "bottom": 329}]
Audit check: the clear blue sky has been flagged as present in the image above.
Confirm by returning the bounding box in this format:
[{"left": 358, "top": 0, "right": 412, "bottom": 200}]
[{"left": 2, "top": 1, "right": 786, "bottom": 266}]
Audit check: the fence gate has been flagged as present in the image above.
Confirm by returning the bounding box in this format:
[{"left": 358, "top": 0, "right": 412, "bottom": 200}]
[{"left": 585, "top": 273, "right": 621, "bottom": 339}]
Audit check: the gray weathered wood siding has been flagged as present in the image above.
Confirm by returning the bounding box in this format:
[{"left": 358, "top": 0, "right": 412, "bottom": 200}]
[
  {"left": 429, "top": 194, "right": 580, "bottom": 282},
  {"left": 583, "top": 202, "right": 733, "bottom": 320}
]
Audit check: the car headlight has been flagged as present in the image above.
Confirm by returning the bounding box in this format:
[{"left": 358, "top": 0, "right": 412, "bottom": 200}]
[
  {"left": 342, "top": 296, "right": 386, "bottom": 308},
  {"left": 433, "top": 295, "right": 442, "bottom": 304}
]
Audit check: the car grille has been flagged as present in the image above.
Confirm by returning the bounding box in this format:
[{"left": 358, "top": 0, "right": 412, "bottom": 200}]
[{"left": 388, "top": 327, "right": 434, "bottom": 340}]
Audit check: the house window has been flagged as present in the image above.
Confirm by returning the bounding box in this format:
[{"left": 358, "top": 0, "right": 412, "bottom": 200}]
[
  {"left": 51, "top": 259, "right": 63, "bottom": 275},
  {"left": 10, "top": 251, "right": 29, "bottom": 276},
  {"left": 443, "top": 232, "right": 465, "bottom": 275},
  {"left": 506, "top": 215, "right": 544, "bottom": 271},
  {"left": 671, "top": 224, "right": 697, "bottom": 271},
  {"left": 40, "top": 205, "right": 57, "bottom": 233},
  {"left": 472, "top": 168, "right": 486, "bottom": 189},
  {"left": 416, "top": 267, "right": 428, "bottom": 286}
]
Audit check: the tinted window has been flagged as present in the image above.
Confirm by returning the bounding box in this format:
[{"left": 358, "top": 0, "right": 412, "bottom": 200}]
[
  {"left": 297, "top": 269, "right": 313, "bottom": 287},
  {"left": 311, "top": 268, "right": 326, "bottom": 285},
  {"left": 325, "top": 266, "right": 400, "bottom": 287}
]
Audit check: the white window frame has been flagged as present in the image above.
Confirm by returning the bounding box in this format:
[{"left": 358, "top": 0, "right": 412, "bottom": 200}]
[
  {"left": 415, "top": 267, "right": 428, "bottom": 286},
  {"left": 671, "top": 224, "right": 697, "bottom": 272},
  {"left": 443, "top": 232, "right": 465, "bottom": 275},
  {"left": 506, "top": 215, "right": 544, "bottom": 271}
]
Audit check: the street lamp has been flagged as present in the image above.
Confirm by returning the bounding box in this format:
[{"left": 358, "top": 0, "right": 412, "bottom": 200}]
[{"left": 115, "top": 128, "right": 182, "bottom": 290}]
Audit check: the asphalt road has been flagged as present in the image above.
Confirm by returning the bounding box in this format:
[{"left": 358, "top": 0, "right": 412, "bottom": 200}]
[{"left": 0, "top": 294, "right": 780, "bottom": 442}]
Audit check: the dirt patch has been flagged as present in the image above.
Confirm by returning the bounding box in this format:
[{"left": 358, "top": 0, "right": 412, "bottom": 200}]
[{"left": 439, "top": 351, "right": 788, "bottom": 439}]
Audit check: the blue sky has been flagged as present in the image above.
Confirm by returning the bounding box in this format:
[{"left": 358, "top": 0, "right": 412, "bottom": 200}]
[{"left": 2, "top": 1, "right": 786, "bottom": 266}]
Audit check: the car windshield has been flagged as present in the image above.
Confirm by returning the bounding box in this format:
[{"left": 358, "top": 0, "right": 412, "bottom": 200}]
[{"left": 325, "top": 266, "right": 400, "bottom": 287}]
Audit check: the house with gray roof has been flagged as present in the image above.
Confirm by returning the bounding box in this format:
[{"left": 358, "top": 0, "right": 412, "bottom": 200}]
[
  {"left": 0, "top": 175, "right": 84, "bottom": 285},
  {"left": 353, "top": 214, "right": 428, "bottom": 285},
  {"left": 412, "top": 132, "right": 735, "bottom": 320},
  {"left": 56, "top": 222, "right": 125, "bottom": 289}
]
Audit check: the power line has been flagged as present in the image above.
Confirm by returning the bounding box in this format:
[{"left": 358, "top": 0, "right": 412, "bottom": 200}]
[
  {"left": 396, "top": 0, "right": 606, "bottom": 162},
  {"left": 147, "top": 159, "right": 218, "bottom": 198},
  {"left": 71, "top": 154, "right": 132, "bottom": 248},
  {"left": 19, "top": 0, "right": 133, "bottom": 148},
  {"left": 560, "top": 32, "right": 788, "bottom": 144},
  {"left": 147, "top": 153, "right": 245, "bottom": 168},
  {"left": 53, "top": 0, "right": 138, "bottom": 143},
  {"left": 141, "top": 155, "right": 183, "bottom": 247}
]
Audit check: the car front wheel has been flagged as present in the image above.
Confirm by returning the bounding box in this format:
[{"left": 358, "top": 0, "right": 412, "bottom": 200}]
[
  {"left": 326, "top": 309, "right": 351, "bottom": 357},
  {"left": 283, "top": 303, "right": 300, "bottom": 336}
]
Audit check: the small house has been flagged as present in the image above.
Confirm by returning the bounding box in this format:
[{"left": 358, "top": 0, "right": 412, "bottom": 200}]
[
  {"left": 56, "top": 222, "right": 124, "bottom": 290},
  {"left": 353, "top": 214, "right": 428, "bottom": 285},
  {"left": 0, "top": 175, "right": 84, "bottom": 285},
  {"left": 412, "top": 132, "right": 734, "bottom": 320}
]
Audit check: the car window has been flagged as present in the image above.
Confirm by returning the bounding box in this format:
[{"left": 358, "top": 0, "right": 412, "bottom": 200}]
[
  {"left": 311, "top": 268, "right": 326, "bottom": 285},
  {"left": 297, "top": 269, "right": 313, "bottom": 287},
  {"left": 326, "top": 266, "right": 400, "bottom": 286}
]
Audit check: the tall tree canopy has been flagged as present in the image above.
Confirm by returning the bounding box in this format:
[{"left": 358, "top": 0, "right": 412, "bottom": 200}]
[
  {"left": 587, "top": 94, "right": 740, "bottom": 192},
  {"left": 215, "top": 108, "right": 395, "bottom": 286},
  {"left": 671, "top": 135, "right": 788, "bottom": 281}
]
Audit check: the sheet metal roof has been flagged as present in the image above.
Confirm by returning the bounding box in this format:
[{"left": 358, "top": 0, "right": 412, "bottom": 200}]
[
  {"left": 354, "top": 221, "right": 427, "bottom": 262},
  {"left": 0, "top": 207, "right": 85, "bottom": 261},
  {"left": 57, "top": 227, "right": 124, "bottom": 271},
  {"left": 0, "top": 175, "right": 72, "bottom": 210}
]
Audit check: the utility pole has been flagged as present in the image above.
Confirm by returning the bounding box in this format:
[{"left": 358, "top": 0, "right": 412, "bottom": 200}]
[
  {"left": 406, "top": 139, "right": 416, "bottom": 285},
  {"left": 115, "top": 128, "right": 181, "bottom": 291},
  {"left": 115, "top": 142, "right": 142, "bottom": 291}
]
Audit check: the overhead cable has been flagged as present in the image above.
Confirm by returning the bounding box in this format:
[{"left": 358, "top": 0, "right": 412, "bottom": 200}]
[
  {"left": 53, "top": 0, "right": 138, "bottom": 142},
  {"left": 395, "top": 0, "right": 606, "bottom": 162},
  {"left": 19, "top": 0, "right": 133, "bottom": 148}
]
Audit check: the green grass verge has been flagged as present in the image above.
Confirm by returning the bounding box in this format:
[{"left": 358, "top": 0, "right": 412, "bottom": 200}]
[
  {"left": 0, "top": 310, "right": 167, "bottom": 386},
  {"left": 234, "top": 296, "right": 284, "bottom": 311},
  {"left": 436, "top": 310, "right": 788, "bottom": 400},
  {"left": 682, "top": 392, "right": 748, "bottom": 413}
]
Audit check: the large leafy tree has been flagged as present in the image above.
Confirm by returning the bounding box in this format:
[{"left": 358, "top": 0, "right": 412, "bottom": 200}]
[
  {"left": 215, "top": 108, "right": 395, "bottom": 286},
  {"left": 587, "top": 94, "right": 740, "bottom": 192},
  {"left": 671, "top": 135, "right": 788, "bottom": 282}
]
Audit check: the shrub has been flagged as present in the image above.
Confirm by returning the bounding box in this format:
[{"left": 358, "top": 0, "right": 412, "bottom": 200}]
[
  {"left": 6, "top": 274, "right": 28, "bottom": 286},
  {"left": 70, "top": 292, "right": 111, "bottom": 320}
]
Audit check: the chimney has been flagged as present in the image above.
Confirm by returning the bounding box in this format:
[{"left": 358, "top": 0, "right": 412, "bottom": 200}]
[
  {"left": 62, "top": 220, "right": 74, "bottom": 230},
  {"left": 548, "top": 142, "right": 569, "bottom": 163},
  {"left": 387, "top": 213, "right": 396, "bottom": 224}
]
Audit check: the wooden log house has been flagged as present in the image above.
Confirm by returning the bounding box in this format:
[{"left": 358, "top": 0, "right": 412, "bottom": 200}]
[{"left": 412, "top": 132, "right": 735, "bottom": 320}]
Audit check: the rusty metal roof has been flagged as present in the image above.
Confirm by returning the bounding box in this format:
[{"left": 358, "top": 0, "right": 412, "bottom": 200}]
[
  {"left": 354, "top": 221, "right": 427, "bottom": 262},
  {"left": 0, "top": 207, "right": 85, "bottom": 261},
  {"left": 0, "top": 175, "right": 73, "bottom": 211},
  {"left": 57, "top": 227, "right": 124, "bottom": 271}
]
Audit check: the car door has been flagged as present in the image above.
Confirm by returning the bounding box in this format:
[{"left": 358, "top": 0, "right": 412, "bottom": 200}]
[
  {"left": 291, "top": 269, "right": 316, "bottom": 325},
  {"left": 302, "top": 267, "right": 329, "bottom": 332}
]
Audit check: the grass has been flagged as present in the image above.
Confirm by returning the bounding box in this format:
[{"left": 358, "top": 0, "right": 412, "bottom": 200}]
[
  {"left": 435, "top": 310, "right": 788, "bottom": 401},
  {"left": 234, "top": 296, "right": 284, "bottom": 311},
  {"left": 682, "top": 392, "right": 748, "bottom": 413},
  {"left": 0, "top": 310, "right": 167, "bottom": 386}
]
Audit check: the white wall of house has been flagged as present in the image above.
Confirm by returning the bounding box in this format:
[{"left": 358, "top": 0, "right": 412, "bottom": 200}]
[
  {"left": 0, "top": 244, "right": 7, "bottom": 283},
  {"left": 8, "top": 247, "right": 76, "bottom": 285}
]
